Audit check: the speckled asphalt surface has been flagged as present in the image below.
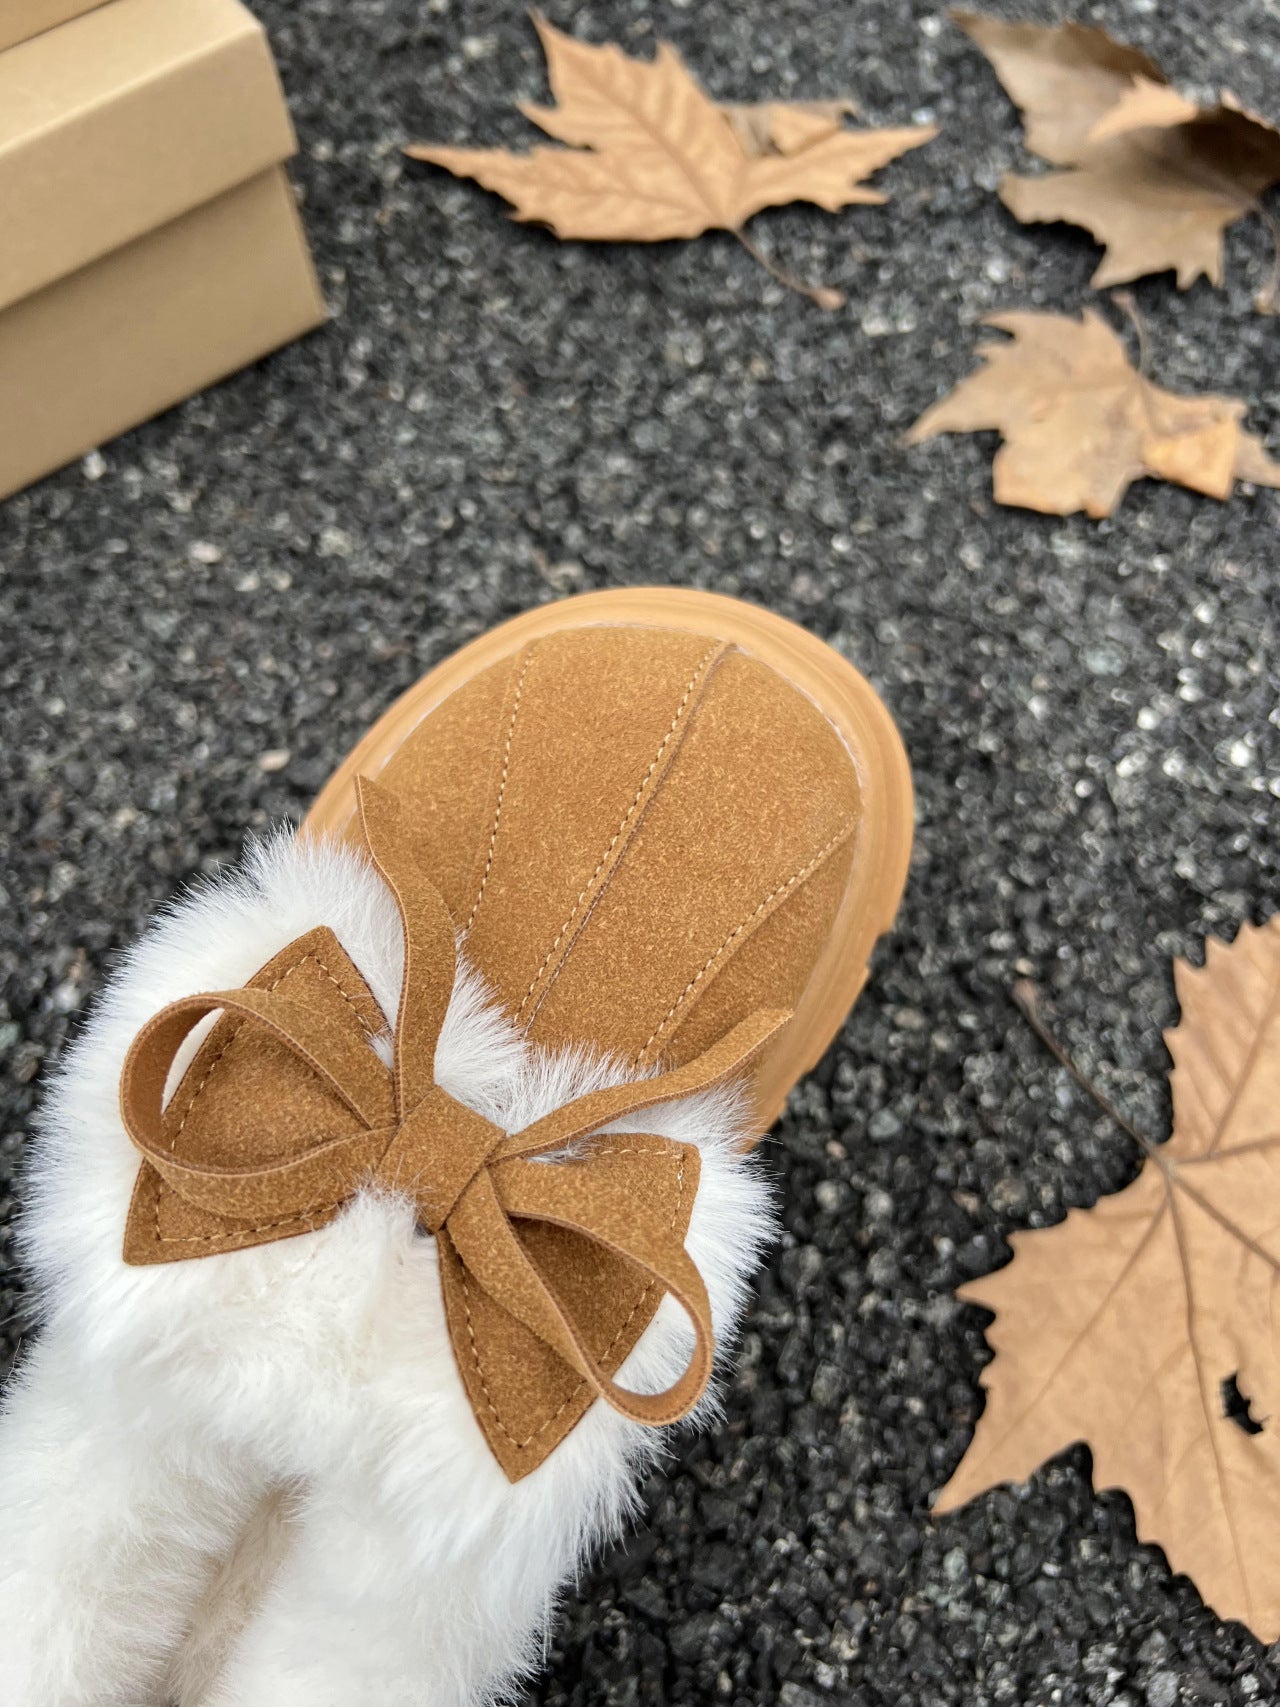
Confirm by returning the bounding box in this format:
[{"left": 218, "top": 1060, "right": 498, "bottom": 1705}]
[{"left": 3, "top": 1, "right": 1280, "bottom": 1702}]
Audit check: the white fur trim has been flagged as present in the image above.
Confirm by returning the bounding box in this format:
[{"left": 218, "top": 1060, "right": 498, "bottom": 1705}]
[{"left": 0, "top": 833, "right": 776, "bottom": 1707}]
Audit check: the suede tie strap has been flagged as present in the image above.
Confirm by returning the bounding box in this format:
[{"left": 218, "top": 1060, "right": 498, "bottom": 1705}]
[{"left": 118, "top": 776, "right": 790, "bottom": 1479}]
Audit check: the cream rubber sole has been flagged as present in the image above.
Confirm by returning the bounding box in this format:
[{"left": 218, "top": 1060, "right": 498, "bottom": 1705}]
[{"left": 303, "top": 588, "right": 914, "bottom": 1131}]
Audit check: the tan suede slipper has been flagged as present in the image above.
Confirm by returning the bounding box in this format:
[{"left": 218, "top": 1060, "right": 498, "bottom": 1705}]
[
  {"left": 306, "top": 586, "right": 913, "bottom": 1131},
  {"left": 117, "top": 587, "right": 911, "bottom": 1481}
]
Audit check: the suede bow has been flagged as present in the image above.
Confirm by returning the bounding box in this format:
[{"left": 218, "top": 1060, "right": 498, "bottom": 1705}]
[{"left": 118, "top": 777, "right": 788, "bottom": 1479}]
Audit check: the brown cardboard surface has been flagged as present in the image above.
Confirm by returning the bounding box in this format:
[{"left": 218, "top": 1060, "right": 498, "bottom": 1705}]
[
  {"left": 0, "top": 0, "right": 110, "bottom": 54},
  {"left": 0, "top": 0, "right": 297, "bottom": 310},
  {"left": 0, "top": 167, "right": 326, "bottom": 500}
]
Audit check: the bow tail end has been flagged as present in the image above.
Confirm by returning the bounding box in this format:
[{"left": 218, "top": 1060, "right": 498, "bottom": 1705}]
[
  {"left": 122, "top": 1161, "right": 344, "bottom": 1267},
  {"left": 436, "top": 1222, "right": 671, "bottom": 1483}
]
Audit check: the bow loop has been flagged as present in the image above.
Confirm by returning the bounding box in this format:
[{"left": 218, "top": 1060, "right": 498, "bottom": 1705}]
[
  {"left": 448, "top": 1137, "right": 712, "bottom": 1429},
  {"left": 356, "top": 775, "right": 459, "bottom": 1117},
  {"left": 119, "top": 778, "right": 788, "bottom": 1480}
]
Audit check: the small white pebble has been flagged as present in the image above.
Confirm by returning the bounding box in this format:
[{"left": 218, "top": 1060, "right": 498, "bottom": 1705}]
[
  {"left": 189, "top": 541, "right": 223, "bottom": 565},
  {"left": 319, "top": 526, "right": 353, "bottom": 559},
  {"left": 257, "top": 749, "right": 291, "bottom": 773},
  {"left": 1147, "top": 1672, "right": 1178, "bottom": 1707},
  {"left": 82, "top": 450, "right": 106, "bottom": 481}
]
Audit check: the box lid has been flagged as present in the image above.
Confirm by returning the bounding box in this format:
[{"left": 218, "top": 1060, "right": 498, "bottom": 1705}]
[
  {"left": 0, "top": 0, "right": 112, "bottom": 54},
  {"left": 0, "top": 0, "right": 299, "bottom": 313}
]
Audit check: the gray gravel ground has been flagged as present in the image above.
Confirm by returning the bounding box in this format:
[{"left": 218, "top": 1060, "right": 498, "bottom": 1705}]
[{"left": 3, "top": 0, "right": 1280, "bottom": 1702}]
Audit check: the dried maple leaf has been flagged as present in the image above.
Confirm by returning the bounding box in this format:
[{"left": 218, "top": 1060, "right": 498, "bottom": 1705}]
[
  {"left": 938, "top": 919, "right": 1280, "bottom": 1640},
  {"left": 905, "top": 307, "right": 1280, "bottom": 517},
  {"left": 405, "top": 14, "right": 936, "bottom": 308},
  {"left": 954, "top": 11, "right": 1280, "bottom": 305}
]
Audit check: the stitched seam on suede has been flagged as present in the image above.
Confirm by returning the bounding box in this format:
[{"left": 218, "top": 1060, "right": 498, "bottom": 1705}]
[
  {"left": 517, "top": 643, "right": 724, "bottom": 1026},
  {"left": 635, "top": 820, "right": 857, "bottom": 1063},
  {"left": 148, "top": 1204, "right": 320, "bottom": 1246},
  {"left": 465, "top": 649, "right": 531, "bottom": 938},
  {"left": 152, "top": 949, "right": 375, "bottom": 1246},
  {"left": 461, "top": 1147, "right": 688, "bottom": 1449}
]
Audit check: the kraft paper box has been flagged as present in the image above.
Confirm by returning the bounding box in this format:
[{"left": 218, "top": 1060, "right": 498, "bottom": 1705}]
[
  {"left": 0, "top": 0, "right": 326, "bottom": 500},
  {"left": 0, "top": 0, "right": 110, "bottom": 52}
]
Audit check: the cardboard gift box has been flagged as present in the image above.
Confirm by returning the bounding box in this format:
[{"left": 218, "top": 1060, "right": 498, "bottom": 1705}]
[
  {"left": 0, "top": 0, "right": 326, "bottom": 500},
  {"left": 0, "top": 0, "right": 111, "bottom": 53}
]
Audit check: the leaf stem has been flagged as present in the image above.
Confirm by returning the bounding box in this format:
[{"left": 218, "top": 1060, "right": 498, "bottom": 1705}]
[
  {"left": 732, "top": 228, "right": 844, "bottom": 311},
  {"left": 1249, "top": 195, "right": 1280, "bottom": 314},
  {"left": 1011, "top": 980, "right": 1163, "bottom": 1163},
  {"left": 1013, "top": 982, "right": 1280, "bottom": 1296},
  {"left": 1112, "top": 289, "right": 1151, "bottom": 379}
]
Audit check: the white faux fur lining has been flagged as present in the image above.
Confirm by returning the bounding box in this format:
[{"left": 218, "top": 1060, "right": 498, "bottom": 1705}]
[{"left": 0, "top": 833, "right": 777, "bottom": 1707}]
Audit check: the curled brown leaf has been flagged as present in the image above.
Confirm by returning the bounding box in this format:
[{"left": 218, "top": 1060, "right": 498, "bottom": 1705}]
[{"left": 955, "top": 10, "right": 1280, "bottom": 298}]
